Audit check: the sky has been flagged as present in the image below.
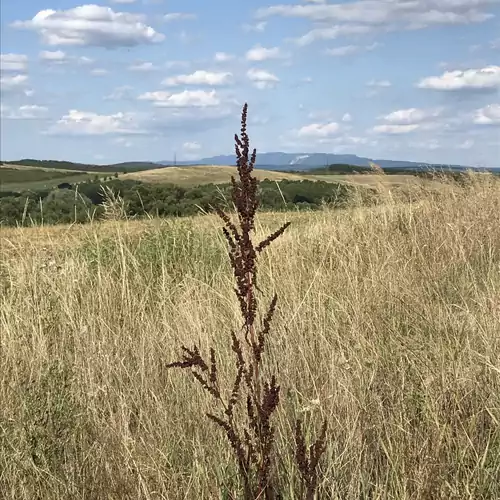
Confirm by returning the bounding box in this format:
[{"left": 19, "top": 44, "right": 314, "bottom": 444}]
[{"left": 0, "top": 0, "right": 499, "bottom": 166}]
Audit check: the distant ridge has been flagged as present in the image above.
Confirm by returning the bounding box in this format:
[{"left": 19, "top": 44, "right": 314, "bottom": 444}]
[
  {"left": 3, "top": 154, "right": 499, "bottom": 174},
  {"left": 157, "top": 152, "right": 499, "bottom": 172}
]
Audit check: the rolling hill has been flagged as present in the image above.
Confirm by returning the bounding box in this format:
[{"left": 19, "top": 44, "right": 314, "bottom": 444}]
[
  {"left": 1, "top": 159, "right": 166, "bottom": 173},
  {"left": 120, "top": 165, "right": 310, "bottom": 186}
]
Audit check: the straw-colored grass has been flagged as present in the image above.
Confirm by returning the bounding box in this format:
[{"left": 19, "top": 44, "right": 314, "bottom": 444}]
[
  {"left": 120, "top": 164, "right": 309, "bottom": 186},
  {"left": 1, "top": 174, "right": 499, "bottom": 499},
  {"left": 120, "top": 164, "right": 436, "bottom": 190}
]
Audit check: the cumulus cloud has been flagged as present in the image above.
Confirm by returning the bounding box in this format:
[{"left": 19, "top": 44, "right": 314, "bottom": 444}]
[
  {"left": 39, "top": 50, "right": 69, "bottom": 63},
  {"left": 13, "top": 5, "right": 165, "bottom": 47},
  {"left": 246, "top": 44, "right": 286, "bottom": 61},
  {"left": 162, "top": 70, "right": 233, "bottom": 86},
  {"left": 247, "top": 68, "right": 279, "bottom": 89},
  {"left": 382, "top": 107, "right": 443, "bottom": 125},
  {"left": 293, "top": 25, "right": 371, "bottom": 46},
  {"left": 164, "top": 12, "right": 196, "bottom": 22},
  {"left": 138, "top": 89, "right": 221, "bottom": 107},
  {"left": 182, "top": 141, "right": 201, "bottom": 151},
  {"left": 48, "top": 109, "right": 143, "bottom": 135},
  {"left": 1, "top": 53, "right": 28, "bottom": 72},
  {"left": 474, "top": 103, "right": 500, "bottom": 125},
  {"left": 39, "top": 50, "right": 94, "bottom": 66},
  {"left": 417, "top": 66, "right": 500, "bottom": 91},
  {"left": 243, "top": 21, "right": 267, "bottom": 32},
  {"left": 1, "top": 104, "right": 48, "bottom": 120},
  {"left": 372, "top": 107, "right": 444, "bottom": 134},
  {"left": 297, "top": 122, "right": 341, "bottom": 138},
  {"left": 214, "top": 52, "right": 234, "bottom": 62},
  {"left": 1, "top": 74, "right": 29, "bottom": 93}
]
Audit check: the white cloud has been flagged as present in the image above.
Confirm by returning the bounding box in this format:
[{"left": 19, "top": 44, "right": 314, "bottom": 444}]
[
  {"left": 39, "top": 50, "right": 94, "bottom": 66},
  {"left": 342, "top": 113, "right": 352, "bottom": 122},
  {"left": 371, "top": 107, "right": 444, "bottom": 134},
  {"left": 109, "top": 0, "right": 137, "bottom": 3},
  {"left": 261, "top": 0, "right": 499, "bottom": 53},
  {"left": 326, "top": 42, "right": 380, "bottom": 56},
  {"left": 128, "top": 61, "right": 159, "bottom": 71},
  {"left": 1, "top": 74, "right": 29, "bottom": 92},
  {"left": 49, "top": 109, "right": 143, "bottom": 135},
  {"left": 13, "top": 5, "right": 165, "bottom": 47},
  {"left": 164, "top": 13, "right": 196, "bottom": 22},
  {"left": 0, "top": 53, "right": 28, "bottom": 72},
  {"left": 417, "top": 66, "right": 500, "bottom": 91},
  {"left": 182, "top": 141, "right": 201, "bottom": 151},
  {"left": 243, "top": 21, "right": 267, "bottom": 32},
  {"left": 246, "top": 44, "right": 285, "bottom": 61},
  {"left": 79, "top": 56, "right": 94, "bottom": 65},
  {"left": 39, "top": 50, "right": 68, "bottom": 63},
  {"left": 293, "top": 25, "right": 371, "bottom": 46},
  {"left": 247, "top": 68, "right": 279, "bottom": 89},
  {"left": 474, "top": 103, "right": 500, "bottom": 125},
  {"left": 258, "top": 1, "right": 497, "bottom": 29},
  {"left": 372, "top": 124, "right": 421, "bottom": 134},
  {"left": 214, "top": 52, "right": 234, "bottom": 62},
  {"left": 297, "top": 122, "right": 341, "bottom": 138},
  {"left": 162, "top": 70, "right": 233, "bottom": 86},
  {"left": 333, "top": 135, "right": 374, "bottom": 146},
  {"left": 1, "top": 104, "right": 48, "bottom": 120},
  {"left": 138, "top": 89, "right": 221, "bottom": 107},
  {"left": 325, "top": 45, "right": 359, "bottom": 57},
  {"left": 382, "top": 107, "right": 443, "bottom": 125}
]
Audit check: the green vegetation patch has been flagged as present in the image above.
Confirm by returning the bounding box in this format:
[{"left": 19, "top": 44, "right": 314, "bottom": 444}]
[{"left": 0, "top": 178, "right": 363, "bottom": 227}]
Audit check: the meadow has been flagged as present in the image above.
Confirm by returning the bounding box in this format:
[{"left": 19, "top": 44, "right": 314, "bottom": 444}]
[
  {"left": 1, "top": 168, "right": 499, "bottom": 498},
  {"left": 0, "top": 164, "right": 110, "bottom": 193}
]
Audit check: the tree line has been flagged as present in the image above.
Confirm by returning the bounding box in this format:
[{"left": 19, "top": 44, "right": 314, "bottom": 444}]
[{"left": 0, "top": 178, "right": 362, "bottom": 227}]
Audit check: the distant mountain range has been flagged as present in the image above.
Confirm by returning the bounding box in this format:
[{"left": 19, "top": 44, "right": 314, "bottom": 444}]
[{"left": 157, "top": 152, "right": 498, "bottom": 172}]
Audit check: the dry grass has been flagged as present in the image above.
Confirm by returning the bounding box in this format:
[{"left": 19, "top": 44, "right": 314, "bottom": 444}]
[
  {"left": 121, "top": 164, "right": 311, "bottom": 186},
  {"left": 1, "top": 174, "right": 500, "bottom": 499},
  {"left": 305, "top": 173, "right": 446, "bottom": 188},
  {"left": 0, "top": 163, "right": 87, "bottom": 174},
  {"left": 120, "top": 164, "right": 445, "bottom": 193}
]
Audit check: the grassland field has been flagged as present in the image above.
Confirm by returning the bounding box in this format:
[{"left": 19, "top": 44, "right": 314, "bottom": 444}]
[
  {"left": 1, "top": 171, "right": 499, "bottom": 498},
  {"left": 1, "top": 162, "right": 441, "bottom": 194},
  {"left": 0, "top": 164, "right": 110, "bottom": 192}
]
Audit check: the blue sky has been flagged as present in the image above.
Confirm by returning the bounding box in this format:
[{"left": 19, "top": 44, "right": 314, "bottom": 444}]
[{"left": 1, "top": 0, "right": 499, "bottom": 166}]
